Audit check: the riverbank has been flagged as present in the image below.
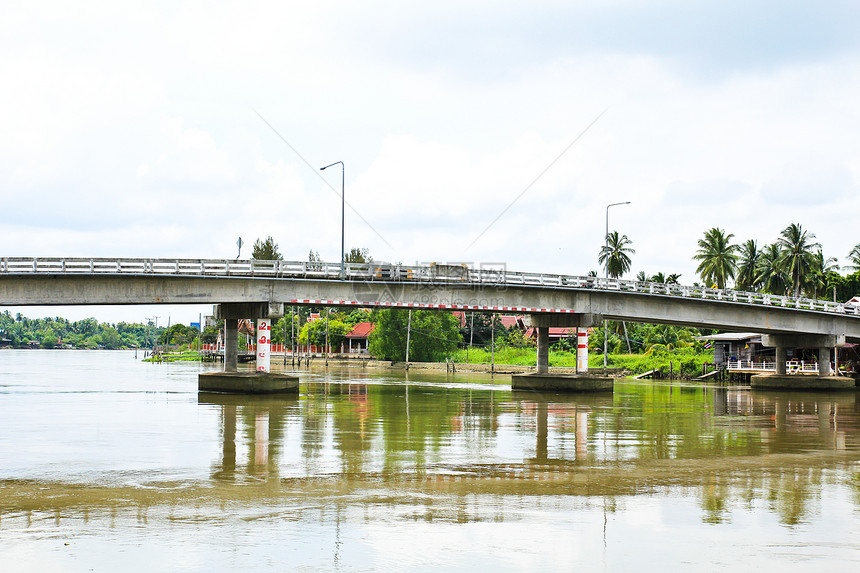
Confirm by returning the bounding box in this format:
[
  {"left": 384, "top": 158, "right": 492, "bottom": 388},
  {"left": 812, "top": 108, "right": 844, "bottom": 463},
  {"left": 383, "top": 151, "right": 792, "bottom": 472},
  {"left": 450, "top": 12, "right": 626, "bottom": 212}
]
[{"left": 150, "top": 347, "right": 711, "bottom": 377}]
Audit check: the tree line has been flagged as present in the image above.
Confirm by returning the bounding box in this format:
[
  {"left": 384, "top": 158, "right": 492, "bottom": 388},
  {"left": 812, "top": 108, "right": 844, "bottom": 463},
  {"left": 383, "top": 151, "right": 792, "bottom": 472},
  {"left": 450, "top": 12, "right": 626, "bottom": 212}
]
[
  {"left": 0, "top": 312, "right": 151, "bottom": 349},
  {"left": 599, "top": 222, "right": 859, "bottom": 301}
]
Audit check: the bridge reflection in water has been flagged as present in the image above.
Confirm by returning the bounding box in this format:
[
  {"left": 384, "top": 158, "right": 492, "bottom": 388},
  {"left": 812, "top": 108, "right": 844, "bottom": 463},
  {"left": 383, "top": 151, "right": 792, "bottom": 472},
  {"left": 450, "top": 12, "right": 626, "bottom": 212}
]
[
  {"left": 3, "top": 370, "right": 860, "bottom": 571},
  {"left": 187, "top": 376, "right": 859, "bottom": 527}
]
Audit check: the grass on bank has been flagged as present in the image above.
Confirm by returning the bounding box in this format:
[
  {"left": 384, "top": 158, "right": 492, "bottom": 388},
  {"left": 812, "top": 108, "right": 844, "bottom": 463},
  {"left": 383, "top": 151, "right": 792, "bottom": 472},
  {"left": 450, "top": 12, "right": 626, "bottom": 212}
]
[
  {"left": 450, "top": 346, "right": 713, "bottom": 376},
  {"left": 143, "top": 351, "right": 206, "bottom": 363}
]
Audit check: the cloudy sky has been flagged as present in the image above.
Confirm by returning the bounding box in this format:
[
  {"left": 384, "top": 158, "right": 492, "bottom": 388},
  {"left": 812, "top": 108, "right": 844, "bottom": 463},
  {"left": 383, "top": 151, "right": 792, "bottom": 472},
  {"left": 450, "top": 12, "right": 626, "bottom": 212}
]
[{"left": 3, "top": 1, "right": 859, "bottom": 324}]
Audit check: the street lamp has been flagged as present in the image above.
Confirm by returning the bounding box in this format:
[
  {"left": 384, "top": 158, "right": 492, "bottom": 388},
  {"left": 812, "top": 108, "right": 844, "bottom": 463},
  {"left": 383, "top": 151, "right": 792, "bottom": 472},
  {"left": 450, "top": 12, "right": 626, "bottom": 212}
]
[
  {"left": 320, "top": 161, "right": 345, "bottom": 276},
  {"left": 603, "top": 201, "right": 631, "bottom": 368}
]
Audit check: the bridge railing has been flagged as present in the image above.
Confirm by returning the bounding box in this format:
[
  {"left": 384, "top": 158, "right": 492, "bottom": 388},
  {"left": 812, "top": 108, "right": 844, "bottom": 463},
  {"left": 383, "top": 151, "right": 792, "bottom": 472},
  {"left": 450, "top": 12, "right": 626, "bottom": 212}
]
[
  {"left": 2, "top": 256, "right": 859, "bottom": 318},
  {"left": 725, "top": 360, "right": 841, "bottom": 373}
]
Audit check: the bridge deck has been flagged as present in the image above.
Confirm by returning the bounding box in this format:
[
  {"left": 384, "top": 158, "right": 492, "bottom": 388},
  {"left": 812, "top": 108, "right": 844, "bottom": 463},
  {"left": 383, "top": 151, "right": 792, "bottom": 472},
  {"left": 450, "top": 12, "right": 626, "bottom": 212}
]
[{"left": 2, "top": 257, "right": 860, "bottom": 341}]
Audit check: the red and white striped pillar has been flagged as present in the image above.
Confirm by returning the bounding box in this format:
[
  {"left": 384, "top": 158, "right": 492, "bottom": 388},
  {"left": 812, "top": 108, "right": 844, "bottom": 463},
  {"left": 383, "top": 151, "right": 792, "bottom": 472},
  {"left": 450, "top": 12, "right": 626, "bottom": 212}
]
[
  {"left": 256, "top": 319, "right": 271, "bottom": 373},
  {"left": 577, "top": 328, "right": 589, "bottom": 372}
]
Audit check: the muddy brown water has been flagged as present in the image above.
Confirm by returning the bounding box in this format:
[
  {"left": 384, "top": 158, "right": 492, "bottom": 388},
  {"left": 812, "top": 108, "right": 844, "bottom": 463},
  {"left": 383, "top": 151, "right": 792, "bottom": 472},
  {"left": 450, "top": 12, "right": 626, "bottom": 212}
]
[{"left": 1, "top": 350, "right": 858, "bottom": 571}]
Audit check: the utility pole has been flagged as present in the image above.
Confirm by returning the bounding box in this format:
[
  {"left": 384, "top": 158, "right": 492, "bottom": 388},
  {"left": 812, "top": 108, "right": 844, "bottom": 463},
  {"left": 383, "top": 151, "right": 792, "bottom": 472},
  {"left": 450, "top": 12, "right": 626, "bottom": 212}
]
[
  {"left": 152, "top": 316, "right": 159, "bottom": 355},
  {"left": 603, "top": 201, "right": 631, "bottom": 369},
  {"left": 405, "top": 310, "right": 412, "bottom": 369},
  {"left": 145, "top": 317, "right": 154, "bottom": 355},
  {"left": 491, "top": 316, "right": 495, "bottom": 374},
  {"left": 325, "top": 308, "right": 330, "bottom": 367},
  {"left": 468, "top": 313, "right": 474, "bottom": 363}
]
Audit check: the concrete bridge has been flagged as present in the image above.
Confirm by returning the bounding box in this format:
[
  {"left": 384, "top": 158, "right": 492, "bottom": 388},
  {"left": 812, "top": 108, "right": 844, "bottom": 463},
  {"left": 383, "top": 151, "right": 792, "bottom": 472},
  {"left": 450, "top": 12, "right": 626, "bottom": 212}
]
[{"left": 2, "top": 257, "right": 859, "bottom": 385}]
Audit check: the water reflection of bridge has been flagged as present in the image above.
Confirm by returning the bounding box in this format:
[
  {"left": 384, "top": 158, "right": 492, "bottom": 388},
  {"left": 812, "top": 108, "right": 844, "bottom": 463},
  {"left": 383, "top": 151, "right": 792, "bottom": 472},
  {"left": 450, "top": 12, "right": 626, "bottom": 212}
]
[
  {"left": 2, "top": 383, "right": 857, "bottom": 530},
  {"left": 198, "top": 383, "right": 860, "bottom": 489}
]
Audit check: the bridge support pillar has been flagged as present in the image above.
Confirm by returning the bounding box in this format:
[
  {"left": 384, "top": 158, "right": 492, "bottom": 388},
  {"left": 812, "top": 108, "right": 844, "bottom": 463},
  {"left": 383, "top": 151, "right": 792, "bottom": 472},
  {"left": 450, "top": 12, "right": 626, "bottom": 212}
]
[
  {"left": 818, "top": 347, "right": 832, "bottom": 377},
  {"left": 201, "top": 302, "right": 295, "bottom": 394},
  {"left": 514, "top": 314, "right": 610, "bottom": 392},
  {"left": 754, "top": 334, "right": 852, "bottom": 390},
  {"left": 775, "top": 346, "right": 787, "bottom": 375},
  {"left": 576, "top": 328, "right": 589, "bottom": 372},
  {"left": 763, "top": 333, "right": 844, "bottom": 377},
  {"left": 536, "top": 327, "right": 549, "bottom": 374},
  {"left": 224, "top": 319, "right": 238, "bottom": 372},
  {"left": 527, "top": 313, "right": 602, "bottom": 375}
]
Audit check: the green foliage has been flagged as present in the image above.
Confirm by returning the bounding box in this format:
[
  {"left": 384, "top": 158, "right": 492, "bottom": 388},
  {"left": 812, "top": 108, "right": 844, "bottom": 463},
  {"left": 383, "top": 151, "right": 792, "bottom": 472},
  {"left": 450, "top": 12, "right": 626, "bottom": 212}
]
[
  {"left": 802, "top": 249, "right": 839, "bottom": 299},
  {"left": 201, "top": 323, "right": 221, "bottom": 344},
  {"left": 0, "top": 311, "right": 166, "bottom": 349},
  {"left": 599, "top": 231, "right": 635, "bottom": 278},
  {"left": 369, "top": 309, "right": 462, "bottom": 362},
  {"left": 775, "top": 223, "right": 821, "bottom": 298},
  {"left": 344, "top": 248, "right": 372, "bottom": 263},
  {"left": 342, "top": 308, "right": 372, "bottom": 327},
  {"left": 100, "top": 327, "right": 122, "bottom": 349},
  {"left": 271, "top": 315, "right": 297, "bottom": 346},
  {"left": 450, "top": 345, "right": 714, "bottom": 376},
  {"left": 298, "top": 315, "right": 351, "bottom": 348},
  {"left": 846, "top": 244, "right": 860, "bottom": 273},
  {"left": 251, "top": 236, "right": 282, "bottom": 260},
  {"left": 459, "top": 312, "right": 498, "bottom": 347},
  {"left": 693, "top": 227, "right": 738, "bottom": 289},
  {"left": 159, "top": 323, "right": 198, "bottom": 346},
  {"left": 736, "top": 239, "right": 761, "bottom": 292},
  {"left": 636, "top": 271, "right": 681, "bottom": 284},
  {"left": 40, "top": 330, "right": 58, "bottom": 349},
  {"left": 756, "top": 243, "right": 789, "bottom": 295}
]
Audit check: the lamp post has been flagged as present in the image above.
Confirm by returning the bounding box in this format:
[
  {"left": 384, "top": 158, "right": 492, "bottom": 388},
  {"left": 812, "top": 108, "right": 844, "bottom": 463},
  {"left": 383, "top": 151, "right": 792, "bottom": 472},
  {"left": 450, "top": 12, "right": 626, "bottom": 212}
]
[
  {"left": 320, "top": 161, "right": 345, "bottom": 276},
  {"left": 603, "top": 201, "right": 631, "bottom": 368}
]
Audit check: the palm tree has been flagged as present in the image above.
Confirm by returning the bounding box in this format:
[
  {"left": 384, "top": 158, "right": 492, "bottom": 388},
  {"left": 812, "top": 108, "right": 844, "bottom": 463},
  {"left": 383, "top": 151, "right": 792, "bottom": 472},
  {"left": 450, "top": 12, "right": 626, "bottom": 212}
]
[
  {"left": 776, "top": 223, "right": 821, "bottom": 298},
  {"left": 650, "top": 271, "right": 666, "bottom": 283},
  {"left": 693, "top": 227, "right": 738, "bottom": 289},
  {"left": 756, "top": 243, "right": 790, "bottom": 295},
  {"left": 666, "top": 273, "right": 681, "bottom": 284},
  {"left": 599, "top": 232, "right": 635, "bottom": 279},
  {"left": 735, "top": 239, "right": 761, "bottom": 292},
  {"left": 846, "top": 244, "right": 860, "bottom": 273},
  {"left": 804, "top": 250, "right": 839, "bottom": 299}
]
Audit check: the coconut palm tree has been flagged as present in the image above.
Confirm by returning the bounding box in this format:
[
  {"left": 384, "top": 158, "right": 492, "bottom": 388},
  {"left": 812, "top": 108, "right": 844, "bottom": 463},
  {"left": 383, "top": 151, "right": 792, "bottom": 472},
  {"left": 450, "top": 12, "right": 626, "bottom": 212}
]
[
  {"left": 693, "top": 227, "right": 738, "bottom": 289},
  {"left": 804, "top": 250, "right": 839, "bottom": 299},
  {"left": 846, "top": 244, "right": 860, "bottom": 273},
  {"left": 756, "top": 243, "right": 790, "bottom": 295},
  {"left": 598, "top": 232, "right": 635, "bottom": 279},
  {"left": 735, "top": 239, "right": 761, "bottom": 292},
  {"left": 776, "top": 223, "right": 821, "bottom": 298}
]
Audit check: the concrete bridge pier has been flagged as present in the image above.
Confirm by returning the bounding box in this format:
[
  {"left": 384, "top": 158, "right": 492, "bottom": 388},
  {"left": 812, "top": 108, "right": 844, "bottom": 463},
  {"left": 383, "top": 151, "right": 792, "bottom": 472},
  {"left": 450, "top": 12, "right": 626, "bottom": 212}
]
[
  {"left": 818, "top": 347, "right": 832, "bottom": 377},
  {"left": 753, "top": 334, "right": 853, "bottom": 390},
  {"left": 576, "top": 329, "right": 589, "bottom": 372},
  {"left": 775, "top": 346, "right": 787, "bottom": 375},
  {"left": 224, "top": 316, "right": 238, "bottom": 372},
  {"left": 198, "top": 302, "right": 299, "bottom": 394},
  {"left": 513, "top": 313, "right": 612, "bottom": 392},
  {"left": 536, "top": 327, "right": 550, "bottom": 374}
]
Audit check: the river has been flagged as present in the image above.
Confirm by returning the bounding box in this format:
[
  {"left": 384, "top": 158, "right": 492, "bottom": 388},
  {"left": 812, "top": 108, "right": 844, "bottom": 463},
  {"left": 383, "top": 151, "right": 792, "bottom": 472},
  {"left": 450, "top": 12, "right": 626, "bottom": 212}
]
[{"left": 0, "top": 350, "right": 858, "bottom": 571}]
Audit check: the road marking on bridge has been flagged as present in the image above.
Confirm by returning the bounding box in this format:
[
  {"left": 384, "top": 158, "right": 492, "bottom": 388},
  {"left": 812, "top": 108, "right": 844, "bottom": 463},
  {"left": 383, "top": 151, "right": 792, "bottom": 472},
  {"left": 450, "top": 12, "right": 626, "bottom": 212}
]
[{"left": 288, "top": 299, "right": 575, "bottom": 314}]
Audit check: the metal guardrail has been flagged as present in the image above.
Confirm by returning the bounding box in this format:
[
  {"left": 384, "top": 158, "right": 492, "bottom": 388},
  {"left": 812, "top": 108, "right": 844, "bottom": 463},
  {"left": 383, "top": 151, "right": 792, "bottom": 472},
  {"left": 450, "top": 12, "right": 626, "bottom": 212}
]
[
  {"left": 726, "top": 360, "right": 832, "bottom": 374},
  {"left": 2, "top": 256, "right": 859, "bottom": 317},
  {"left": 726, "top": 360, "right": 778, "bottom": 371}
]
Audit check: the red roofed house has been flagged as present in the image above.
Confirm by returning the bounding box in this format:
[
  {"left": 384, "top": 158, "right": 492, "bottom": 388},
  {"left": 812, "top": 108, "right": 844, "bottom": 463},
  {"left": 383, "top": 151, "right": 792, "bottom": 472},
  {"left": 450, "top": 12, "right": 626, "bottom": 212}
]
[
  {"left": 345, "top": 322, "right": 375, "bottom": 354},
  {"left": 452, "top": 312, "right": 526, "bottom": 331},
  {"left": 523, "top": 327, "right": 578, "bottom": 342}
]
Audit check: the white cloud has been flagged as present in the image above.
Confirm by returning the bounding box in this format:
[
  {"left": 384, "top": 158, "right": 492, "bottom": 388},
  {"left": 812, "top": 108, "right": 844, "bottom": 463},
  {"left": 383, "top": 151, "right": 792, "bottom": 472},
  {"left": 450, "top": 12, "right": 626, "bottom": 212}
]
[{"left": 3, "top": 1, "right": 860, "bottom": 322}]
